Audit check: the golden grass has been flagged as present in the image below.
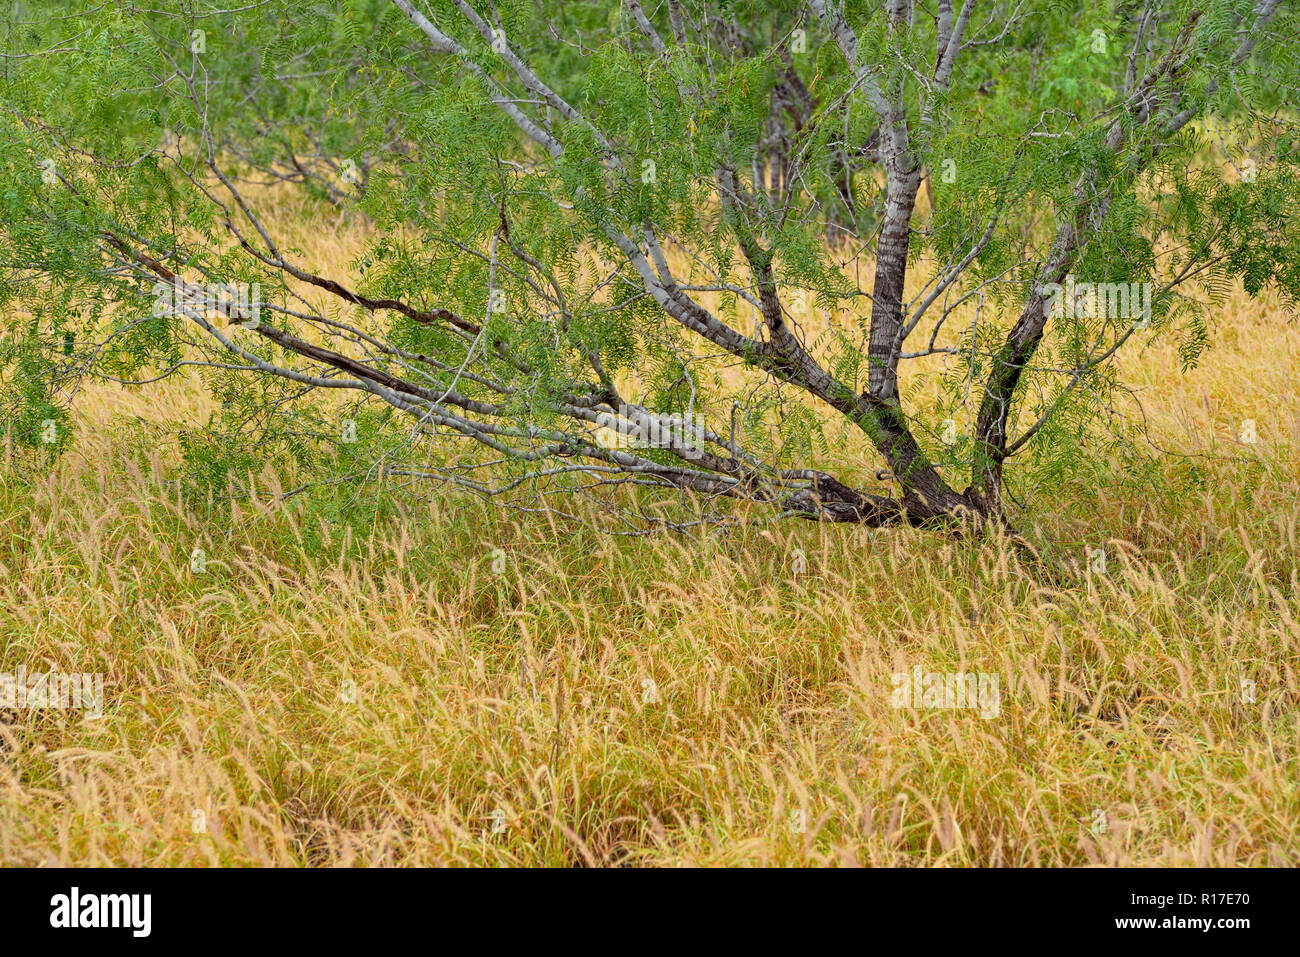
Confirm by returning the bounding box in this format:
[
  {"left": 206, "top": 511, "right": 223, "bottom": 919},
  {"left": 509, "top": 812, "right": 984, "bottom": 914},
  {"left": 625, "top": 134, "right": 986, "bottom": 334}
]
[{"left": 1, "top": 193, "right": 1298, "bottom": 866}]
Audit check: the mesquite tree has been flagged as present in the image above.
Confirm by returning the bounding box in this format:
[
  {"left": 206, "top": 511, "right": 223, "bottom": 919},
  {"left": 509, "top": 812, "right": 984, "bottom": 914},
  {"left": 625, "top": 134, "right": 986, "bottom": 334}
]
[{"left": 1, "top": 1, "right": 1296, "bottom": 531}]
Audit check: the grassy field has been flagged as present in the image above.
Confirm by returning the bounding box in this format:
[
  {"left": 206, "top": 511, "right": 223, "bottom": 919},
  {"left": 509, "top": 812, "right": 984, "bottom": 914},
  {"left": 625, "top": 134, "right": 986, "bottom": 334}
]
[{"left": 1, "top": 196, "right": 1298, "bottom": 866}]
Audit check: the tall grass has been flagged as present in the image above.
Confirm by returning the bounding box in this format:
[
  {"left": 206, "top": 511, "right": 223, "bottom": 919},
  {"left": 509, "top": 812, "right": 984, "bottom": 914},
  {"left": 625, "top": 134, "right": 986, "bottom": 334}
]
[{"left": 1, "top": 195, "right": 1296, "bottom": 866}]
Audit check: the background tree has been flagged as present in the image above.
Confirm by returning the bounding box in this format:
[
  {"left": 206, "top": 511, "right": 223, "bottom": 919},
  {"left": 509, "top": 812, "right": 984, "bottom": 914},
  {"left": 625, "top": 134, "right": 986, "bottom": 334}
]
[{"left": 1, "top": 0, "right": 1296, "bottom": 534}]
